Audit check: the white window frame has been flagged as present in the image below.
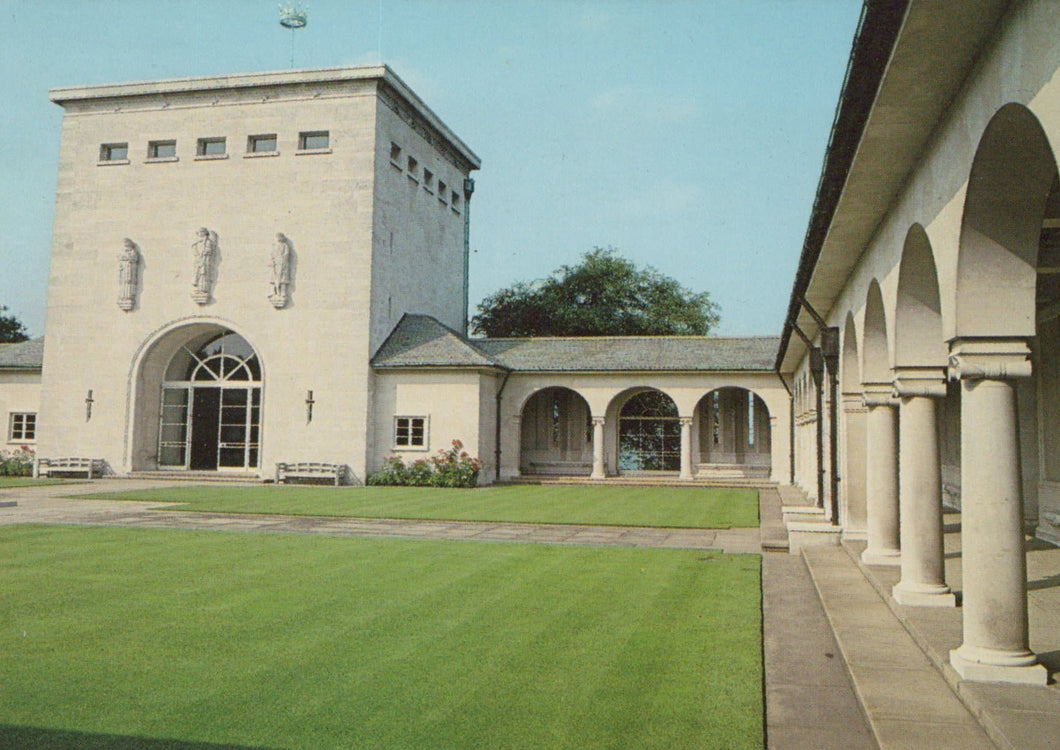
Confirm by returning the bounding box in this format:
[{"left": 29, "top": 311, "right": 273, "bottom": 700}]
[
  {"left": 9, "top": 412, "right": 36, "bottom": 442},
  {"left": 147, "top": 139, "right": 177, "bottom": 161},
  {"left": 98, "top": 142, "right": 129, "bottom": 164},
  {"left": 196, "top": 137, "right": 228, "bottom": 159},
  {"left": 297, "top": 130, "right": 331, "bottom": 153},
  {"left": 394, "top": 416, "right": 428, "bottom": 450},
  {"left": 245, "top": 134, "right": 279, "bottom": 157}
]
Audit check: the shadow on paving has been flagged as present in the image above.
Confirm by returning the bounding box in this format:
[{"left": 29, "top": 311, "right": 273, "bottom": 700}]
[{"left": 0, "top": 725, "right": 275, "bottom": 750}]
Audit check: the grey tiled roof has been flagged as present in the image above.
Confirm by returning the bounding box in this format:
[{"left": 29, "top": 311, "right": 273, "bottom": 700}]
[
  {"left": 372, "top": 315, "right": 500, "bottom": 369},
  {"left": 373, "top": 315, "right": 778, "bottom": 372},
  {"left": 478, "top": 336, "right": 779, "bottom": 372},
  {"left": 0, "top": 338, "right": 44, "bottom": 369}
]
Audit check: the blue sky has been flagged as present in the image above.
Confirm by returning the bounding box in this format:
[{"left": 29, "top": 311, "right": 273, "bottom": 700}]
[{"left": 0, "top": 0, "right": 861, "bottom": 338}]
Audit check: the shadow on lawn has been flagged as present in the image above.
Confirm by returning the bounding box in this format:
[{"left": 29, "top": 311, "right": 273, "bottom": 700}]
[{"left": 0, "top": 725, "right": 276, "bottom": 749}]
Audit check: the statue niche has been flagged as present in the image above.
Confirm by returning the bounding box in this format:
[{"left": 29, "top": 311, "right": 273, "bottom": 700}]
[
  {"left": 269, "top": 232, "right": 294, "bottom": 309},
  {"left": 191, "top": 227, "right": 219, "bottom": 305},
  {"left": 117, "top": 237, "right": 140, "bottom": 311}
]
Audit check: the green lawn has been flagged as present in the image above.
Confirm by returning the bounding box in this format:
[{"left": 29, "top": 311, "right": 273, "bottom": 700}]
[
  {"left": 0, "top": 524, "right": 763, "bottom": 749},
  {"left": 73, "top": 484, "right": 760, "bottom": 529},
  {"left": 0, "top": 477, "right": 71, "bottom": 489}
]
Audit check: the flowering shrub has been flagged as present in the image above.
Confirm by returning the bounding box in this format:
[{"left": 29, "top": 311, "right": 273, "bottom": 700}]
[
  {"left": 368, "top": 440, "right": 482, "bottom": 488},
  {"left": 0, "top": 446, "right": 34, "bottom": 477}
]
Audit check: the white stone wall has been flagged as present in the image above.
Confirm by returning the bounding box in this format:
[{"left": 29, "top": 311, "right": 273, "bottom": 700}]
[
  {"left": 369, "top": 369, "right": 497, "bottom": 483},
  {"left": 39, "top": 69, "right": 478, "bottom": 482},
  {"left": 0, "top": 370, "right": 42, "bottom": 451}
]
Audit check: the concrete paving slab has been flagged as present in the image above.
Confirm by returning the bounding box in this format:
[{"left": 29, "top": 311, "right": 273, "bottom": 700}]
[{"left": 869, "top": 719, "right": 997, "bottom": 750}]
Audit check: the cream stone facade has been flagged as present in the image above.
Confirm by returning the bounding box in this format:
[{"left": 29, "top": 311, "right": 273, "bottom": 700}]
[
  {"left": 780, "top": 0, "right": 1060, "bottom": 685},
  {"left": 38, "top": 66, "right": 478, "bottom": 482}
]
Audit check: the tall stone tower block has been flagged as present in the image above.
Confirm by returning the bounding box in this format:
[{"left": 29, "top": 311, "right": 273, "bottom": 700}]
[{"left": 40, "top": 66, "right": 480, "bottom": 481}]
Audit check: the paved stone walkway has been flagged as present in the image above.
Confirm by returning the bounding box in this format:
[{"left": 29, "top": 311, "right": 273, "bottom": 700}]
[{"left": 0, "top": 480, "right": 761, "bottom": 553}]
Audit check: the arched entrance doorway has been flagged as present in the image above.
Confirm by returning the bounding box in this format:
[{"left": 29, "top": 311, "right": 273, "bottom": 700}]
[
  {"left": 696, "top": 387, "right": 770, "bottom": 477},
  {"left": 150, "top": 329, "right": 262, "bottom": 472},
  {"left": 618, "top": 390, "right": 680, "bottom": 472},
  {"left": 519, "top": 387, "right": 592, "bottom": 476}
]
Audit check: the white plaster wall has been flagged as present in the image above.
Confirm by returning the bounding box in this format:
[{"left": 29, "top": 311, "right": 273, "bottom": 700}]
[
  {"left": 369, "top": 369, "right": 493, "bottom": 483},
  {"left": 0, "top": 371, "right": 42, "bottom": 450}
]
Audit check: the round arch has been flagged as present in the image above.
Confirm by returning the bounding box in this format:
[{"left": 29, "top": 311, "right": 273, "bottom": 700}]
[
  {"left": 605, "top": 387, "right": 680, "bottom": 472},
  {"left": 862, "top": 280, "right": 890, "bottom": 385},
  {"left": 519, "top": 386, "right": 593, "bottom": 476},
  {"left": 956, "top": 103, "right": 1058, "bottom": 337},
  {"left": 895, "top": 224, "right": 946, "bottom": 368},
  {"left": 694, "top": 387, "right": 771, "bottom": 475},
  {"left": 128, "top": 320, "right": 264, "bottom": 472},
  {"left": 841, "top": 313, "right": 860, "bottom": 394}
]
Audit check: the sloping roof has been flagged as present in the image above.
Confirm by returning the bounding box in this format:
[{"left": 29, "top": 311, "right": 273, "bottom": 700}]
[
  {"left": 479, "top": 336, "right": 779, "bottom": 372},
  {"left": 372, "top": 314, "right": 779, "bottom": 372},
  {"left": 0, "top": 338, "right": 44, "bottom": 369},
  {"left": 372, "top": 314, "right": 501, "bottom": 369}
]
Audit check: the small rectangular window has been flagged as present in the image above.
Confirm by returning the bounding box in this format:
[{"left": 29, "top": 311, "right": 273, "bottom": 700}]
[
  {"left": 9, "top": 413, "right": 36, "bottom": 441},
  {"left": 298, "top": 131, "right": 329, "bottom": 150},
  {"left": 197, "top": 137, "right": 227, "bottom": 156},
  {"left": 390, "top": 142, "right": 402, "bottom": 164},
  {"left": 438, "top": 180, "right": 448, "bottom": 204},
  {"left": 423, "top": 169, "right": 434, "bottom": 193},
  {"left": 99, "top": 143, "right": 128, "bottom": 162},
  {"left": 451, "top": 191, "right": 462, "bottom": 213},
  {"left": 394, "top": 416, "right": 427, "bottom": 448},
  {"left": 407, "top": 155, "right": 418, "bottom": 178},
  {"left": 147, "top": 140, "right": 176, "bottom": 159},
  {"left": 247, "top": 134, "right": 278, "bottom": 153}
]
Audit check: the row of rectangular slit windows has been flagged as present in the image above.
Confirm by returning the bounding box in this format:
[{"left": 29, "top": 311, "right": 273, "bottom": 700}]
[
  {"left": 99, "top": 131, "right": 330, "bottom": 162},
  {"left": 389, "top": 142, "right": 462, "bottom": 213}
]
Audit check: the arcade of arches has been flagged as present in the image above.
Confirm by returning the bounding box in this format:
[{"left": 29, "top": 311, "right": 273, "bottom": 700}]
[{"left": 518, "top": 385, "right": 771, "bottom": 479}]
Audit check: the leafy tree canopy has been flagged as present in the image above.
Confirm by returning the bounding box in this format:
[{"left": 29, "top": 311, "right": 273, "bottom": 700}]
[
  {"left": 0, "top": 306, "right": 28, "bottom": 343},
  {"left": 471, "top": 247, "right": 720, "bottom": 337}
]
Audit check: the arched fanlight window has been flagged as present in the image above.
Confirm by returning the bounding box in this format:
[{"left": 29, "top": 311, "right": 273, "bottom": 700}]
[{"left": 165, "top": 331, "right": 261, "bottom": 383}]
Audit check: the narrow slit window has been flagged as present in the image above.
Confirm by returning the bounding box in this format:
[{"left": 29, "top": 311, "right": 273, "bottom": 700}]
[
  {"left": 197, "top": 137, "right": 227, "bottom": 156},
  {"left": 99, "top": 143, "right": 129, "bottom": 162},
  {"left": 298, "top": 131, "right": 329, "bottom": 150},
  {"left": 438, "top": 180, "right": 448, "bottom": 204},
  {"left": 247, "top": 134, "right": 278, "bottom": 153},
  {"left": 407, "top": 155, "right": 418, "bottom": 180},
  {"left": 390, "top": 142, "right": 402, "bottom": 164},
  {"left": 451, "top": 191, "right": 461, "bottom": 212},
  {"left": 147, "top": 140, "right": 176, "bottom": 159},
  {"left": 423, "top": 169, "right": 434, "bottom": 193}
]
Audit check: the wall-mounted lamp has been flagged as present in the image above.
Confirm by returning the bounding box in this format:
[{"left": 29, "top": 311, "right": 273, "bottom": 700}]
[
  {"left": 85, "top": 389, "right": 94, "bottom": 421},
  {"left": 305, "top": 389, "right": 315, "bottom": 423}
]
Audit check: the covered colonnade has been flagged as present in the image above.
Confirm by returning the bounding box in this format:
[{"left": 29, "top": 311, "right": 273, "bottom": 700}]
[{"left": 779, "top": 0, "right": 1060, "bottom": 686}]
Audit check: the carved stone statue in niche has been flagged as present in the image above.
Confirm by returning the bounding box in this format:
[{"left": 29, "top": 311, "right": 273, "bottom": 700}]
[
  {"left": 269, "top": 232, "right": 293, "bottom": 309},
  {"left": 191, "top": 227, "right": 218, "bottom": 305},
  {"left": 117, "top": 238, "right": 140, "bottom": 311}
]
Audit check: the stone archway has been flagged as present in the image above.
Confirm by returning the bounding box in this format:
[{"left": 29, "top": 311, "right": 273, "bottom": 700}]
[
  {"left": 695, "top": 387, "right": 771, "bottom": 478},
  {"left": 519, "top": 387, "right": 592, "bottom": 476},
  {"left": 613, "top": 389, "right": 681, "bottom": 473},
  {"left": 130, "top": 322, "right": 263, "bottom": 473}
]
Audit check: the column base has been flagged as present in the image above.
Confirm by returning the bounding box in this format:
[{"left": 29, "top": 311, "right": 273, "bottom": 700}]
[
  {"left": 950, "top": 647, "right": 1049, "bottom": 685},
  {"left": 589, "top": 473, "right": 606, "bottom": 481},
  {"left": 679, "top": 473, "right": 693, "bottom": 481},
  {"left": 892, "top": 581, "right": 956, "bottom": 608},
  {"left": 860, "top": 548, "right": 900, "bottom": 566}
]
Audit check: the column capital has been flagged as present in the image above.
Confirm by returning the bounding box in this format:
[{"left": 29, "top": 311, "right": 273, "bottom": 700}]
[
  {"left": 842, "top": 394, "right": 868, "bottom": 414},
  {"left": 893, "top": 367, "right": 947, "bottom": 399},
  {"left": 679, "top": 416, "right": 693, "bottom": 426},
  {"left": 591, "top": 416, "right": 606, "bottom": 426},
  {"left": 862, "top": 382, "right": 898, "bottom": 408},
  {"left": 948, "top": 338, "right": 1032, "bottom": 381}
]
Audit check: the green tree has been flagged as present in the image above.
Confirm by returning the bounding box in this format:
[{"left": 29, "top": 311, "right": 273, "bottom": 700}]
[
  {"left": 0, "top": 306, "right": 28, "bottom": 343},
  {"left": 471, "top": 247, "right": 720, "bottom": 337}
]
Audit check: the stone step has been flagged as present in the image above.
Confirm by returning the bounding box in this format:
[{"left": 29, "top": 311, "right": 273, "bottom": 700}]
[{"left": 126, "top": 471, "right": 265, "bottom": 485}]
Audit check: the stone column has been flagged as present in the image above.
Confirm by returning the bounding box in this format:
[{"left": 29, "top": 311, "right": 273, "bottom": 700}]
[
  {"left": 510, "top": 414, "right": 522, "bottom": 479},
  {"left": 590, "top": 416, "right": 606, "bottom": 480},
  {"left": 949, "top": 339, "right": 1047, "bottom": 684},
  {"left": 679, "top": 416, "right": 693, "bottom": 480},
  {"left": 861, "top": 383, "right": 900, "bottom": 566},
  {"left": 841, "top": 394, "right": 868, "bottom": 539},
  {"left": 892, "top": 369, "right": 955, "bottom": 607}
]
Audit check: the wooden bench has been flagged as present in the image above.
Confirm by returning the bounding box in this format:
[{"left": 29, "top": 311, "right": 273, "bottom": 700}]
[
  {"left": 34, "top": 457, "right": 103, "bottom": 479},
  {"left": 275, "top": 462, "right": 347, "bottom": 486}
]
